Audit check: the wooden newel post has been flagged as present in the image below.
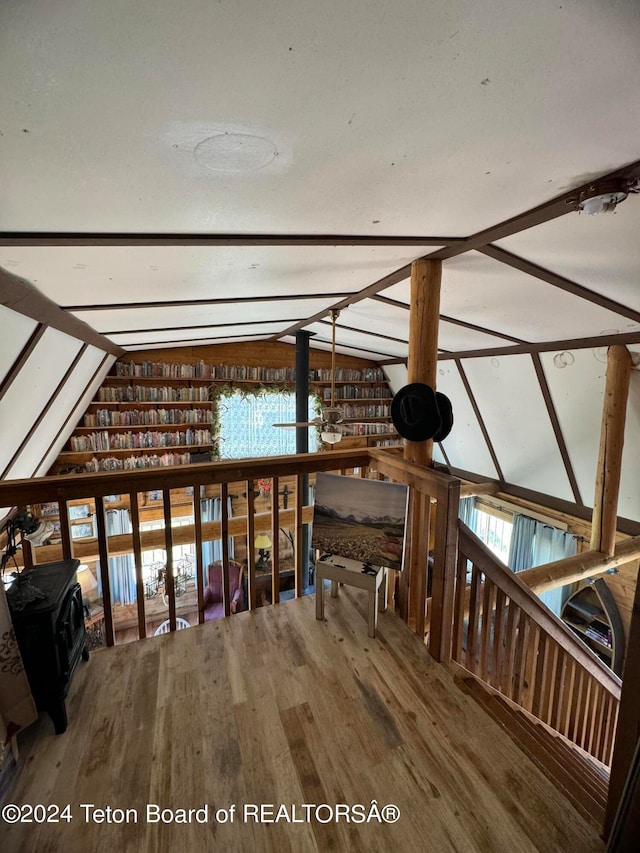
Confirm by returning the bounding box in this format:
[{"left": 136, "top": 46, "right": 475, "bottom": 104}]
[
  {"left": 590, "top": 345, "right": 632, "bottom": 557},
  {"left": 400, "top": 258, "right": 441, "bottom": 635}
]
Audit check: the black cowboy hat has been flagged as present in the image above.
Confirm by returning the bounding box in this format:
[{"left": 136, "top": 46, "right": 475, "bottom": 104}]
[
  {"left": 391, "top": 383, "right": 441, "bottom": 442},
  {"left": 391, "top": 384, "right": 454, "bottom": 443},
  {"left": 432, "top": 392, "right": 454, "bottom": 442}
]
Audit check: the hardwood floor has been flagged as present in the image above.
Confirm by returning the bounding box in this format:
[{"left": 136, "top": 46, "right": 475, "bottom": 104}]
[{"left": 6, "top": 588, "right": 605, "bottom": 852}]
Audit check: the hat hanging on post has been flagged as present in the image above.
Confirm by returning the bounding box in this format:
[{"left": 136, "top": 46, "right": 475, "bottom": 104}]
[
  {"left": 391, "top": 384, "right": 454, "bottom": 443},
  {"left": 391, "top": 383, "right": 441, "bottom": 441},
  {"left": 432, "top": 392, "right": 454, "bottom": 442}
]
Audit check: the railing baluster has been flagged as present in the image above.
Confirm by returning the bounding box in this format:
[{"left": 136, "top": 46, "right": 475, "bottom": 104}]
[
  {"left": 491, "top": 588, "right": 506, "bottom": 689},
  {"left": 561, "top": 657, "right": 577, "bottom": 738},
  {"left": 579, "top": 678, "right": 593, "bottom": 750},
  {"left": 512, "top": 609, "right": 529, "bottom": 704},
  {"left": 192, "top": 487, "right": 205, "bottom": 624},
  {"left": 501, "top": 599, "right": 518, "bottom": 696},
  {"left": 128, "top": 492, "right": 146, "bottom": 639},
  {"left": 221, "top": 483, "right": 230, "bottom": 617},
  {"left": 295, "top": 473, "right": 303, "bottom": 597},
  {"left": 466, "top": 566, "right": 482, "bottom": 674},
  {"left": 247, "top": 479, "right": 256, "bottom": 611},
  {"left": 94, "top": 496, "right": 114, "bottom": 646},
  {"left": 550, "top": 647, "right": 566, "bottom": 730},
  {"left": 271, "top": 476, "right": 280, "bottom": 605},
  {"left": 531, "top": 629, "right": 547, "bottom": 718},
  {"left": 478, "top": 579, "right": 495, "bottom": 682},
  {"left": 452, "top": 551, "right": 467, "bottom": 662},
  {"left": 162, "top": 489, "right": 176, "bottom": 632},
  {"left": 59, "top": 499, "right": 73, "bottom": 562}
]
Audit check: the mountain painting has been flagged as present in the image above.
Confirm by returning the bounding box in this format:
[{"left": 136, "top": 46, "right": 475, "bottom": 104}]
[{"left": 312, "top": 472, "right": 409, "bottom": 571}]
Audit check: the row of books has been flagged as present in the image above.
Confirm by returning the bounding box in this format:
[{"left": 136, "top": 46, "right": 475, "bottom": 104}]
[
  {"left": 585, "top": 624, "right": 612, "bottom": 647},
  {"left": 84, "top": 408, "right": 212, "bottom": 427},
  {"left": 341, "top": 404, "right": 391, "bottom": 418},
  {"left": 322, "top": 386, "right": 390, "bottom": 400},
  {"left": 310, "top": 367, "right": 385, "bottom": 381},
  {"left": 115, "top": 361, "right": 296, "bottom": 382},
  {"left": 70, "top": 429, "right": 213, "bottom": 452},
  {"left": 113, "top": 361, "right": 386, "bottom": 383},
  {"left": 83, "top": 452, "right": 196, "bottom": 472},
  {"left": 346, "top": 423, "right": 397, "bottom": 436},
  {"left": 98, "top": 386, "right": 210, "bottom": 402}
]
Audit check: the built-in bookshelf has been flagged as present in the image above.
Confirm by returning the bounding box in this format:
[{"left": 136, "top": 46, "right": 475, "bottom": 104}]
[
  {"left": 560, "top": 579, "right": 625, "bottom": 675},
  {"left": 51, "top": 355, "right": 399, "bottom": 474}
]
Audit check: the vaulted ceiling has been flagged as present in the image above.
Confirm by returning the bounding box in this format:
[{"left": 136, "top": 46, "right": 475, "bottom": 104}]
[{"left": 1, "top": 1, "right": 640, "bottom": 523}]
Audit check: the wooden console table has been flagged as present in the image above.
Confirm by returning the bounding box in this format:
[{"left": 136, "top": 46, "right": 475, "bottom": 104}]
[{"left": 315, "top": 554, "right": 387, "bottom": 638}]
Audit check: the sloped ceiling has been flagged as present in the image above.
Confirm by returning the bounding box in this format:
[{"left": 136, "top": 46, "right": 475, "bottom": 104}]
[{"left": 1, "top": 1, "right": 640, "bottom": 522}]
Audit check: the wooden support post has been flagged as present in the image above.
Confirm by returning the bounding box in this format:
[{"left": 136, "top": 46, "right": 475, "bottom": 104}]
[
  {"left": 590, "top": 345, "right": 632, "bottom": 557},
  {"left": 605, "top": 568, "right": 640, "bottom": 838},
  {"left": 401, "top": 258, "right": 441, "bottom": 626},
  {"left": 129, "top": 493, "right": 146, "bottom": 639}
]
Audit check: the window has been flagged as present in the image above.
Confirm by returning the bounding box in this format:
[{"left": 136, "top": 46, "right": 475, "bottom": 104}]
[
  {"left": 218, "top": 391, "right": 318, "bottom": 459},
  {"left": 474, "top": 508, "right": 513, "bottom": 562}
]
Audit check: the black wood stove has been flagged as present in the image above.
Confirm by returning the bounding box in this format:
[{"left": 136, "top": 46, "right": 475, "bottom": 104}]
[{"left": 8, "top": 559, "right": 89, "bottom": 734}]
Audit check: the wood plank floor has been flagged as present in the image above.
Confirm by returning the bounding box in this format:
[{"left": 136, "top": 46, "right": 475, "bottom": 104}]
[{"left": 6, "top": 588, "right": 605, "bottom": 853}]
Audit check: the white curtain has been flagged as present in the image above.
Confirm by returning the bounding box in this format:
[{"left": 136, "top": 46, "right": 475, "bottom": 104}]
[{"left": 96, "top": 509, "right": 136, "bottom": 605}]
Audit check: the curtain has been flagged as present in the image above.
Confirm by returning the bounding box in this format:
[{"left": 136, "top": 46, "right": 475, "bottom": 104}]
[
  {"left": 507, "top": 514, "right": 577, "bottom": 615},
  {"left": 458, "top": 496, "right": 477, "bottom": 531},
  {"left": 200, "top": 497, "right": 234, "bottom": 581},
  {"left": 96, "top": 510, "right": 137, "bottom": 605}
]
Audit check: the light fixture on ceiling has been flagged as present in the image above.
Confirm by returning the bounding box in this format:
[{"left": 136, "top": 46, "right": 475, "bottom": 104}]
[
  {"left": 320, "top": 430, "right": 342, "bottom": 445},
  {"left": 573, "top": 178, "right": 639, "bottom": 215}
]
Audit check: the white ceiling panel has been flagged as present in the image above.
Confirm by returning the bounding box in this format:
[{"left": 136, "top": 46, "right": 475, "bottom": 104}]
[
  {"left": 438, "top": 320, "right": 516, "bottom": 353},
  {"left": 0, "top": 328, "right": 83, "bottom": 473},
  {"left": 280, "top": 336, "right": 391, "bottom": 362},
  {"left": 304, "top": 322, "right": 407, "bottom": 358},
  {"left": 6, "top": 346, "right": 110, "bottom": 479},
  {"left": 437, "top": 252, "right": 638, "bottom": 343},
  {"left": 36, "top": 354, "right": 116, "bottom": 476},
  {"left": 0, "top": 245, "right": 435, "bottom": 306},
  {"left": 0, "top": 305, "right": 38, "bottom": 384},
  {"left": 110, "top": 321, "right": 293, "bottom": 346},
  {"left": 382, "top": 364, "right": 407, "bottom": 395},
  {"left": 2, "top": 2, "right": 639, "bottom": 237},
  {"left": 461, "top": 354, "right": 574, "bottom": 500},
  {"left": 496, "top": 200, "right": 640, "bottom": 314},
  {"left": 434, "top": 362, "right": 500, "bottom": 480},
  {"left": 341, "top": 300, "right": 409, "bottom": 342},
  {"left": 123, "top": 335, "right": 274, "bottom": 351},
  {"left": 75, "top": 297, "right": 340, "bottom": 334},
  {"left": 539, "top": 348, "right": 606, "bottom": 509}
]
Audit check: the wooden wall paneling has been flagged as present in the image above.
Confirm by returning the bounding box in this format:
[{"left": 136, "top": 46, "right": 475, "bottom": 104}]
[
  {"left": 94, "top": 496, "right": 115, "bottom": 646},
  {"left": 129, "top": 493, "right": 146, "bottom": 639},
  {"left": 162, "top": 490, "right": 177, "bottom": 631},
  {"left": 271, "top": 476, "right": 280, "bottom": 605}
]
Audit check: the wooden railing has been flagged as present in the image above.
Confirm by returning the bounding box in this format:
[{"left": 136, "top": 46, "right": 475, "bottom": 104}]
[
  {"left": 1, "top": 450, "right": 622, "bottom": 766},
  {"left": 454, "top": 523, "right": 621, "bottom": 766}
]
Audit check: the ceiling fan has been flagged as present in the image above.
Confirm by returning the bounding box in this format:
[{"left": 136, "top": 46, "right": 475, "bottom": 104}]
[{"left": 273, "top": 309, "right": 372, "bottom": 445}]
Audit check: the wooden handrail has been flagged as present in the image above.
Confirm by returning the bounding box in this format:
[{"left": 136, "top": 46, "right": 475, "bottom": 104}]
[{"left": 459, "top": 523, "right": 621, "bottom": 698}]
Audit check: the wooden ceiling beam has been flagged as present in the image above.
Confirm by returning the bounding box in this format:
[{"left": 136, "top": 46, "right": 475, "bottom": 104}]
[
  {"left": 1, "top": 268, "right": 123, "bottom": 356},
  {"left": 65, "top": 292, "right": 355, "bottom": 312},
  {"left": 425, "top": 158, "right": 640, "bottom": 262},
  {"left": 0, "top": 232, "right": 462, "bottom": 248},
  {"left": 438, "top": 329, "right": 640, "bottom": 360}
]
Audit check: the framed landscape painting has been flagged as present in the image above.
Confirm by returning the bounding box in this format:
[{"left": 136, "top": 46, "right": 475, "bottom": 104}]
[{"left": 311, "top": 473, "right": 409, "bottom": 571}]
